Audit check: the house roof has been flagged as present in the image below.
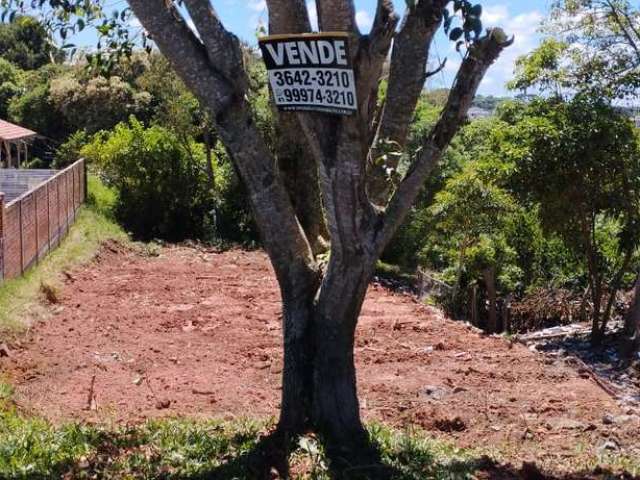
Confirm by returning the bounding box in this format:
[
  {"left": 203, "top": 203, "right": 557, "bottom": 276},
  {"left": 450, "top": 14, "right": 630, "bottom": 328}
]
[{"left": 0, "top": 120, "right": 37, "bottom": 142}]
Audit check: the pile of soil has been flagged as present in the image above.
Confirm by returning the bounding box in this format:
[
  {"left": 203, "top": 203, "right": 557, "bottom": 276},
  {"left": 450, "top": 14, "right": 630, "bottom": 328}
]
[{"left": 2, "top": 242, "right": 639, "bottom": 475}]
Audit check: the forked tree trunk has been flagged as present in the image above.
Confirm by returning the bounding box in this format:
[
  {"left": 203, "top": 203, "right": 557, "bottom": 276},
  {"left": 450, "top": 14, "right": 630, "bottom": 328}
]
[
  {"left": 126, "top": 2, "right": 510, "bottom": 474},
  {"left": 279, "top": 259, "right": 376, "bottom": 462}
]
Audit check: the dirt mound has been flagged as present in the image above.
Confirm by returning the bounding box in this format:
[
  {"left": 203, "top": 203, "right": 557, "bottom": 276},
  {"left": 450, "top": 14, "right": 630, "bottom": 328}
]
[{"left": 2, "top": 243, "right": 639, "bottom": 473}]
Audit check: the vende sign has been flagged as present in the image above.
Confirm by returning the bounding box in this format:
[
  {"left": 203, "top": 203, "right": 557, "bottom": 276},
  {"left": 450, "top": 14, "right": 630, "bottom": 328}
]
[{"left": 258, "top": 33, "right": 358, "bottom": 116}]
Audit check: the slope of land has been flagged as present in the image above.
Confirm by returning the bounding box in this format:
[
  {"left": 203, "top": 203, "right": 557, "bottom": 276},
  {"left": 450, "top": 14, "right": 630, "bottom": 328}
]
[{"left": 1, "top": 242, "right": 639, "bottom": 476}]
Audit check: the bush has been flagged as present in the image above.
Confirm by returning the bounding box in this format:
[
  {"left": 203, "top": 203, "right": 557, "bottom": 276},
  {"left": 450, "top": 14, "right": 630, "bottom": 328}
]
[
  {"left": 54, "top": 130, "right": 89, "bottom": 169},
  {"left": 0, "top": 58, "right": 21, "bottom": 118},
  {"left": 82, "top": 118, "right": 217, "bottom": 242},
  {"left": 50, "top": 75, "right": 152, "bottom": 134}
]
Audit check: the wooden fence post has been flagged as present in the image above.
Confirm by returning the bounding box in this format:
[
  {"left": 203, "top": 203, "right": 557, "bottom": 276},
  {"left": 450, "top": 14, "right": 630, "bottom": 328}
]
[
  {"left": 34, "top": 189, "right": 39, "bottom": 263},
  {"left": 18, "top": 199, "right": 23, "bottom": 275},
  {"left": 83, "top": 159, "right": 87, "bottom": 201}
]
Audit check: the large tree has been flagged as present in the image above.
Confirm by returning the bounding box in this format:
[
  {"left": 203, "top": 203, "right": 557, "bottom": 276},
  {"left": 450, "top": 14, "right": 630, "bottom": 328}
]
[
  {"left": 511, "top": 0, "right": 640, "bottom": 99},
  {"left": 6, "top": 0, "right": 510, "bottom": 475}
]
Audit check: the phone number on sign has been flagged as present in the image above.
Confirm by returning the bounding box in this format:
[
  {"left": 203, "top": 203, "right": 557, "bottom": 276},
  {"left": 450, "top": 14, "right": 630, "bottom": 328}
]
[
  {"left": 275, "top": 87, "right": 356, "bottom": 108},
  {"left": 271, "top": 69, "right": 353, "bottom": 89}
]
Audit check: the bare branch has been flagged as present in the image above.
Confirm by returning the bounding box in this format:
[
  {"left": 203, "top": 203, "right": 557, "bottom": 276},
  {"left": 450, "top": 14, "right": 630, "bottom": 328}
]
[
  {"left": 367, "top": 0, "right": 448, "bottom": 205},
  {"left": 426, "top": 58, "right": 447, "bottom": 79},
  {"left": 316, "top": 0, "right": 357, "bottom": 32},
  {"left": 183, "top": 0, "right": 247, "bottom": 90},
  {"left": 355, "top": 0, "right": 399, "bottom": 129},
  {"left": 374, "top": 30, "right": 513, "bottom": 253},
  {"left": 128, "top": 0, "right": 235, "bottom": 113},
  {"left": 266, "top": 0, "right": 311, "bottom": 33}
]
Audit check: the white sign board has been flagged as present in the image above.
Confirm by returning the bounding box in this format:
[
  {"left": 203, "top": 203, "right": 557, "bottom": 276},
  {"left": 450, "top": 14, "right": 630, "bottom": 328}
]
[{"left": 258, "top": 33, "right": 357, "bottom": 116}]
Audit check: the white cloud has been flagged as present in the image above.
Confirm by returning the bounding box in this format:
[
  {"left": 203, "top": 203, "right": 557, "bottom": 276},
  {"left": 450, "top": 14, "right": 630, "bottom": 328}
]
[
  {"left": 307, "top": 1, "right": 319, "bottom": 31},
  {"left": 248, "top": 0, "right": 266, "bottom": 12},
  {"left": 482, "top": 5, "right": 509, "bottom": 27},
  {"left": 434, "top": 6, "right": 544, "bottom": 95},
  {"left": 484, "top": 10, "right": 544, "bottom": 94},
  {"left": 356, "top": 10, "right": 373, "bottom": 30}
]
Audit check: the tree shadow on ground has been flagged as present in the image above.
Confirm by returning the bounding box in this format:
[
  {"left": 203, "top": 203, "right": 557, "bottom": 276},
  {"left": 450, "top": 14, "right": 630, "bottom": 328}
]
[
  {"left": 534, "top": 331, "right": 640, "bottom": 403},
  {"left": 10, "top": 425, "right": 640, "bottom": 480}
]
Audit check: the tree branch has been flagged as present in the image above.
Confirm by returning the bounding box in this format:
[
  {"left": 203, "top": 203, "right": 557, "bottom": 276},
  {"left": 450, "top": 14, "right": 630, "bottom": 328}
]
[
  {"left": 182, "top": 0, "right": 247, "bottom": 90},
  {"left": 129, "top": 0, "right": 317, "bottom": 287},
  {"left": 316, "top": 0, "right": 357, "bottom": 32},
  {"left": 374, "top": 30, "right": 513, "bottom": 254},
  {"left": 367, "top": 0, "right": 448, "bottom": 205},
  {"left": 265, "top": 0, "right": 311, "bottom": 33},
  {"left": 128, "top": 0, "right": 235, "bottom": 113},
  {"left": 355, "top": 0, "right": 399, "bottom": 130},
  {"left": 265, "top": 0, "right": 330, "bottom": 254}
]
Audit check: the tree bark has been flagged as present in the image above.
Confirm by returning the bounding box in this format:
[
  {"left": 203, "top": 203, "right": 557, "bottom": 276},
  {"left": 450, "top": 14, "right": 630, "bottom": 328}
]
[
  {"left": 266, "top": 0, "right": 330, "bottom": 255},
  {"left": 126, "top": 1, "right": 510, "bottom": 473},
  {"left": 623, "top": 274, "right": 640, "bottom": 358},
  {"left": 483, "top": 266, "right": 498, "bottom": 333},
  {"left": 311, "top": 256, "right": 378, "bottom": 472}
]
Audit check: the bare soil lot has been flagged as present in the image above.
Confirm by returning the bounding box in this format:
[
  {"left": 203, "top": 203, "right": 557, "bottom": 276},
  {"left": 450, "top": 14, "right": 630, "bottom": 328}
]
[{"left": 2, "top": 242, "right": 639, "bottom": 474}]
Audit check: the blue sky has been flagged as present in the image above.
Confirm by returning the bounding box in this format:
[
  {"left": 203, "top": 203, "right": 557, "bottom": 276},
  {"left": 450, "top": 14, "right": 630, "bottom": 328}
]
[
  {"left": 211, "top": 0, "right": 551, "bottom": 96},
  {"left": 110, "top": 1, "right": 550, "bottom": 96}
]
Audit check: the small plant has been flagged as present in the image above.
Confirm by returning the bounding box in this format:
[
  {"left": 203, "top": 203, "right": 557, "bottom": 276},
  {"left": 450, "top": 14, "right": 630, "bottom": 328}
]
[{"left": 39, "top": 281, "right": 59, "bottom": 304}]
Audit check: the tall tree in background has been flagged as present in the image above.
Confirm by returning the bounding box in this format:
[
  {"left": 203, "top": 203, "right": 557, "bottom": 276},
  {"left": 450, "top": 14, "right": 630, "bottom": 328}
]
[
  {"left": 511, "top": 0, "right": 640, "bottom": 99},
  {"left": 0, "top": 15, "right": 62, "bottom": 69},
  {"left": 2, "top": 0, "right": 509, "bottom": 474},
  {"left": 511, "top": 0, "right": 640, "bottom": 354}
]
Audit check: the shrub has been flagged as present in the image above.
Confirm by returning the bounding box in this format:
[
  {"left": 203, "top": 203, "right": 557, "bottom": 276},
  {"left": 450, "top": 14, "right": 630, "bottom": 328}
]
[
  {"left": 81, "top": 118, "right": 217, "bottom": 242},
  {"left": 54, "top": 130, "right": 89, "bottom": 169},
  {"left": 50, "top": 75, "right": 152, "bottom": 134}
]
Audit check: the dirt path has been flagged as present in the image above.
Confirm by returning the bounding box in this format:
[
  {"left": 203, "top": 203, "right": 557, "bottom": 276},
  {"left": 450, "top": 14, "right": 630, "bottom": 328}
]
[{"left": 2, "top": 242, "right": 639, "bottom": 472}]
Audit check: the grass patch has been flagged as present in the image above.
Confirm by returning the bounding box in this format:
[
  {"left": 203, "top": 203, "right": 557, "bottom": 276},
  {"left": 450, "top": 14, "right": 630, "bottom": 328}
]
[
  {"left": 0, "top": 403, "right": 494, "bottom": 480},
  {"left": 0, "top": 176, "right": 127, "bottom": 332},
  {"left": 1, "top": 404, "right": 637, "bottom": 479}
]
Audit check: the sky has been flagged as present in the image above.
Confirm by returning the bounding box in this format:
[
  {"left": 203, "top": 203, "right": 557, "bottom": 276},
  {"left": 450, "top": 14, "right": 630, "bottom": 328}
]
[
  {"left": 211, "top": 0, "right": 552, "bottom": 96},
  {"left": 86, "top": 0, "right": 550, "bottom": 97}
]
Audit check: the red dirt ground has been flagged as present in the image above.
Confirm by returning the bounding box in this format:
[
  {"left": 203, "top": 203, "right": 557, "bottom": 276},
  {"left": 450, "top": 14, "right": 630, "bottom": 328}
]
[{"left": 2, "top": 242, "right": 640, "bottom": 474}]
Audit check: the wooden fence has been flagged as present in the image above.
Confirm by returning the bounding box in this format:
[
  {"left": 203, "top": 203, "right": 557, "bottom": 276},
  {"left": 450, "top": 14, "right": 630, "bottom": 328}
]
[{"left": 0, "top": 159, "right": 86, "bottom": 281}]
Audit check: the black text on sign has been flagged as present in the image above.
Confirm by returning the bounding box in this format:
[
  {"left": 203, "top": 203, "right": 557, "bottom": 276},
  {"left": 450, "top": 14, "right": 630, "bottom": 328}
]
[{"left": 258, "top": 33, "right": 358, "bottom": 116}]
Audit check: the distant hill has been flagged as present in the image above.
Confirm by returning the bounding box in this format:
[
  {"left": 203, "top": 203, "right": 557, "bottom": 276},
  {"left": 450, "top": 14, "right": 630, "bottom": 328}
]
[{"left": 424, "top": 89, "right": 510, "bottom": 118}]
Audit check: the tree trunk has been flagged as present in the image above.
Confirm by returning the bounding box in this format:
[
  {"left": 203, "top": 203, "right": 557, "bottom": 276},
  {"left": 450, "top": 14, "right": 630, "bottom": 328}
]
[
  {"left": 203, "top": 128, "right": 216, "bottom": 191},
  {"left": 311, "top": 259, "right": 380, "bottom": 475},
  {"left": 483, "top": 266, "right": 498, "bottom": 334},
  {"left": 277, "top": 257, "right": 380, "bottom": 475},
  {"left": 277, "top": 282, "right": 317, "bottom": 435},
  {"left": 591, "top": 282, "right": 604, "bottom": 345},
  {"left": 623, "top": 274, "right": 640, "bottom": 358},
  {"left": 277, "top": 115, "right": 330, "bottom": 256}
]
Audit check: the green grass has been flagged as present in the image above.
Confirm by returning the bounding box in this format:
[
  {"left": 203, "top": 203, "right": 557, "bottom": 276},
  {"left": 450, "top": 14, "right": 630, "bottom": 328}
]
[
  {"left": 0, "top": 175, "right": 127, "bottom": 331},
  {"left": 0, "top": 402, "right": 638, "bottom": 479},
  {"left": 0, "top": 399, "right": 492, "bottom": 480}
]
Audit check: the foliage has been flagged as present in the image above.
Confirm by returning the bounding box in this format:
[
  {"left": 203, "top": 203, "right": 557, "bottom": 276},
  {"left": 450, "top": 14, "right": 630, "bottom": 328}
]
[
  {"left": 510, "top": 0, "right": 640, "bottom": 99},
  {"left": 53, "top": 130, "right": 89, "bottom": 168},
  {"left": 81, "top": 118, "right": 218, "bottom": 242},
  {"left": 49, "top": 74, "right": 152, "bottom": 134},
  {"left": 0, "top": 16, "right": 62, "bottom": 70},
  {"left": 0, "top": 58, "right": 20, "bottom": 117},
  {"left": 500, "top": 95, "right": 640, "bottom": 339},
  {"left": 508, "top": 38, "right": 571, "bottom": 94}
]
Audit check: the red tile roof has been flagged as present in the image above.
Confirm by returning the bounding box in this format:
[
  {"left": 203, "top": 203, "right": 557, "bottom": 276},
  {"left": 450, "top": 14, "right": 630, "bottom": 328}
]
[{"left": 0, "top": 120, "right": 36, "bottom": 141}]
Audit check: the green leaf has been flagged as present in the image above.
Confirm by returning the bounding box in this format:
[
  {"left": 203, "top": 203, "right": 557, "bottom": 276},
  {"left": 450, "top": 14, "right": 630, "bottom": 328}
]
[
  {"left": 449, "top": 27, "right": 464, "bottom": 41},
  {"left": 470, "top": 4, "right": 482, "bottom": 17}
]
